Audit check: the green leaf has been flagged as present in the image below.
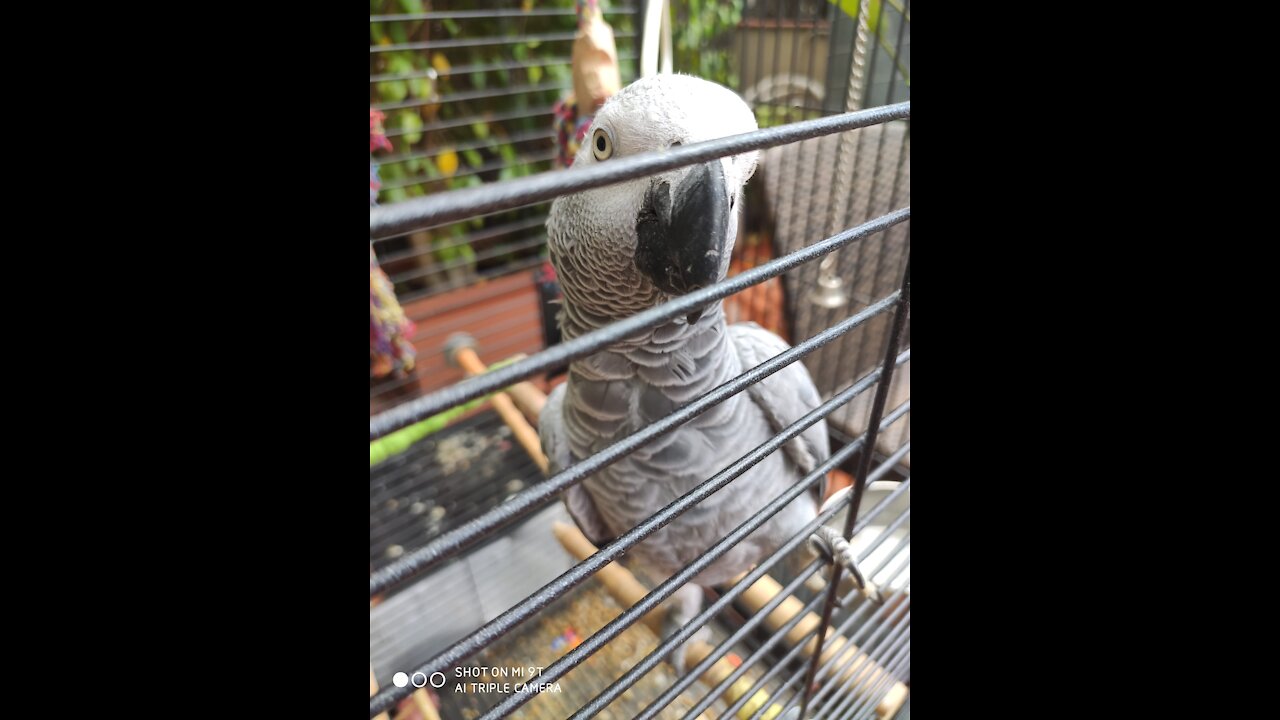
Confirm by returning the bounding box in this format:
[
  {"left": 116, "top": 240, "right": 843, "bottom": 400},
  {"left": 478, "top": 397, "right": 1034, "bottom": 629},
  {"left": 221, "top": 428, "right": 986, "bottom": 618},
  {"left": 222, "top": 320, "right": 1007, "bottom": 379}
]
[
  {"left": 443, "top": 18, "right": 460, "bottom": 36},
  {"left": 471, "top": 122, "right": 490, "bottom": 140},
  {"left": 435, "top": 240, "right": 460, "bottom": 262},
  {"left": 528, "top": 65, "right": 543, "bottom": 83},
  {"left": 463, "top": 149, "right": 484, "bottom": 167},
  {"left": 400, "top": 113, "right": 423, "bottom": 145},
  {"left": 387, "top": 53, "right": 413, "bottom": 74},
  {"left": 379, "top": 80, "right": 408, "bottom": 102},
  {"left": 398, "top": 0, "right": 424, "bottom": 13},
  {"left": 385, "top": 187, "right": 408, "bottom": 204}
]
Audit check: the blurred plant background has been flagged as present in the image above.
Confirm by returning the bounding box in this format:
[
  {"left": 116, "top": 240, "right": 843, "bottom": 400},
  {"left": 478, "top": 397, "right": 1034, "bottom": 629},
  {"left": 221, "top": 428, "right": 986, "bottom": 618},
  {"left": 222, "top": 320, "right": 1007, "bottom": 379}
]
[
  {"left": 673, "top": 0, "right": 745, "bottom": 89},
  {"left": 369, "top": 0, "right": 908, "bottom": 301},
  {"left": 370, "top": 0, "right": 639, "bottom": 298},
  {"left": 368, "top": 0, "right": 909, "bottom": 415}
]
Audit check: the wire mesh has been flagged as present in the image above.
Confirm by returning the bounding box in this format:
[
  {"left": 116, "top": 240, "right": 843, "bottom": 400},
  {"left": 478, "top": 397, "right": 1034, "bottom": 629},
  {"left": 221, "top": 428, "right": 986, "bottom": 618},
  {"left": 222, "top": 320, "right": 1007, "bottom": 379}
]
[{"left": 369, "top": 2, "right": 910, "bottom": 717}]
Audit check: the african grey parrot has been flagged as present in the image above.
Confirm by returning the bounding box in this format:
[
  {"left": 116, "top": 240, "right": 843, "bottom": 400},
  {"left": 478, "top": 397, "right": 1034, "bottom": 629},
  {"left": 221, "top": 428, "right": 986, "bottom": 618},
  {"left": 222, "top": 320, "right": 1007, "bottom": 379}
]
[{"left": 538, "top": 74, "right": 872, "bottom": 667}]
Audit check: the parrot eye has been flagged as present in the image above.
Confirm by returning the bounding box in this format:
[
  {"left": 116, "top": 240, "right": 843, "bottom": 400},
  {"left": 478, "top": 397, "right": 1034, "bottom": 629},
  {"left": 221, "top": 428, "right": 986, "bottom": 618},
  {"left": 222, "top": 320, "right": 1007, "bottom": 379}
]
[{"left": 591, "top": 128, "right": 614, "bottom": 161}]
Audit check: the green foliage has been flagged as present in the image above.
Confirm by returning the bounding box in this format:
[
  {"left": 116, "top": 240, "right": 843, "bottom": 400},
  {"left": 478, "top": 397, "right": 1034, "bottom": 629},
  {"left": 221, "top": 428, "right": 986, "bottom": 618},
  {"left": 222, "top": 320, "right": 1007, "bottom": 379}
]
[
  {"left": 369, "top": 0, "right": 640, "bottom": 295},
  {"left": 673, "top": 0, "right": 744, "bottom": 88},
  {"left": 754, "top": 104, "right": 821, "bottom": 129}
]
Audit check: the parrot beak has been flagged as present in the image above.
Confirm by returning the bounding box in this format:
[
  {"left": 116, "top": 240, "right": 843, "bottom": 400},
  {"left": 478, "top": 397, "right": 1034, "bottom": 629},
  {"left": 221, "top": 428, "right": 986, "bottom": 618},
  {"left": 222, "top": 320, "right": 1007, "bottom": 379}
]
[{"left": 634, "top": 159, "right": 731, "bottom": 304}]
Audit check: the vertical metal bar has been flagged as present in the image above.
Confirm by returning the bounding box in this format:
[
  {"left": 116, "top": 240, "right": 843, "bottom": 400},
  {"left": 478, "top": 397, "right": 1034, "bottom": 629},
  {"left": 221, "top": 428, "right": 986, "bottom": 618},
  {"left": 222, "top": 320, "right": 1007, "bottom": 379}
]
[
  {"left": 823, "top": 1, "right": 856, "bottom": 113},
  {"left": 811, "top": 608, "right": 912, "bottom": 717},
  {"left": 751, "top": 579, "right": 911, "bottom": 720},
  {"left": 718, "top": 541, "right": 909, "bottom": 720},
  {"left": 737, "top": 0, "right": 747, "bottom": 90},
  {"left": 637, "top": 0, "right": 648, "bottom": 79},
  {"left": 786, "top": 0, "right": 802, "bottom": 124},
  {"left": 773, "top": 0, "right": 784, "bottom": 117},
  {"left": 752, "top": 1, "right": 767, "bottom": 106},
  {"left": 839, "top": 639, "right": 911, "bottom": 720},
  {"left": 798, "top": 256, "right": 909, "bottom": 718}
]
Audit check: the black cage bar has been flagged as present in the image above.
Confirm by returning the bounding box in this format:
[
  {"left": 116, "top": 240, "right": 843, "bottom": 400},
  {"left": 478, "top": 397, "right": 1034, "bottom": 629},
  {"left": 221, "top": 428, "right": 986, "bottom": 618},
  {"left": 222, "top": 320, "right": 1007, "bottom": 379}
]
[
  {"left": 369, "top": 86, "right": 910, "bottom": 716},
  {"left": 369, "top": 0, "right": 911, "bottom": 707}
]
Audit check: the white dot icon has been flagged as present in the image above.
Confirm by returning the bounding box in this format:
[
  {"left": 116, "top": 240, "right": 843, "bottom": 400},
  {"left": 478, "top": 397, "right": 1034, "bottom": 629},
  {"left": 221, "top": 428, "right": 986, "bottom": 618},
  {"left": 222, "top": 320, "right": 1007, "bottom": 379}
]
[{"left": 392, "top": 672, "right": 409, "bottom": 688}]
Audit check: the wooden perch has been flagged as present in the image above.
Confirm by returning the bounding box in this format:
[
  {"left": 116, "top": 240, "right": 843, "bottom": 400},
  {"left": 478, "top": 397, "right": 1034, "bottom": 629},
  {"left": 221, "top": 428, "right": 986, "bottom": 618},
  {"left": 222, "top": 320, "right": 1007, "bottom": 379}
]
[
  {"left": 472, "top": 337, "right": 906, "bottom": 717},
  {"left": 449, "top": 344, "right": 548, "bottom": 474},
  {"left": 553, "top": 522, "right": 785, "bottom": 720},
  {"left": 734, "top": 572, "right": 908, "bottom": 718}
]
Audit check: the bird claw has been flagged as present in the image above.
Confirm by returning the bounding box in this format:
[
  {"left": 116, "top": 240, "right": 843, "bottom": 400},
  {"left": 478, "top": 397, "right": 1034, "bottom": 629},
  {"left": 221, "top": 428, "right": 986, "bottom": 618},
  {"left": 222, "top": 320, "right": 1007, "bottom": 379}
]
[
  {"left": 660, "top": 613, "right": 710, "bottom": 675},
  {"left": 660, "top": 585, "right": 709, "bottom": 674},
  {"left": 808, "top": 526, "right": 884, "bottom": 605}
]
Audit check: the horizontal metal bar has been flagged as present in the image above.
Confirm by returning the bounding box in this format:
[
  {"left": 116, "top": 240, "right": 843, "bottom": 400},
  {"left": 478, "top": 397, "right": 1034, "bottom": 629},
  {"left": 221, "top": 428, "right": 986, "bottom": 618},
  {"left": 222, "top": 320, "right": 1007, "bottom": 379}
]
[
  {"left": 826, "top": 626, "right": 912, "bottom": 720},
  {"left": 826, "top": 630, "right": 912, "bottom": 720},
  {"left": 733, "top": 569, "right": 912, "bottom": 720},
  {"left": 372, "top": 81, "right": 570, "bottom": 113},
  {"left": 766, "top": 603, "right": 911, "bottom": 720},
  {"left": 578, "top": 558, "right": 827, "bottom": 720},
  {"left": 371, "top": 58, "right": 563, "bottom": 83},
  {"left": 812, "top": 613, "right": 913, "bottom": 716},
  {"left": 397, "top": 254, "right": 547, "bottom": 304},
  {"left": 739, "top": 18, "right": 832, "bottom": 30},
  {"left": 366, "top": 313, "right": 540, "bottom": 404},
  {"left": 843, "top": 651, "right": 911, "bottom": 720},
  {"left": 472, "top": 416, "right": 910, "bottom": 720},
  {"left": 376, "top": 129, "right": 555, "bottom": 166},
  {"left": 379, "top": 150, "right": 558, "bottom": 191},
  {"left": 371, "top": 31, "right": 636, "bottom": 53},
  {"left": 715, "top": 521, "right": 912, "bottom": 720},
  {"left": 371, "top": 53, "right": 640, "bottom": 83},
  {"left": 387, "top": 234, "right": 546, "bottom": 284},
  {"left": 368, "top": 393, "right": 906, "bottom": 718},
  {"left": 831, "top": 643, "right": 912, "bottom": 720},
  {"left": 371, "top": 7, "right": 638, "bottom": 21},
  {"left": 370, "top": 101, "right": 909, "bottom": 236},
  {"left": 853, "top": 508, "right": 911, "bottom": 564},
  {"left": 705, "top": 542, "right": 911, "bottom": 720},
  {"left": 374, "top": 214, "right": 547, "bottom": 266},
  {"left": 370, "top": 207, "right": 909, "bottom": 438},
  {"left": 372, "top": 201, "right": 551, "bottom": 244},
  {"left": 381, "top": 104, "right": 556, "bottom": 139},
  {"left": 630, "top": 463, "right": 913, "bottom": 720},
  {"left": 746, "top": 468, "right": 914, "bottom": 720},
  {"left": 809, "top": 590, "right": 913, "bottom": 713},
  {"left": 368, "top": 309, "right": 903, "bottom": 599}
]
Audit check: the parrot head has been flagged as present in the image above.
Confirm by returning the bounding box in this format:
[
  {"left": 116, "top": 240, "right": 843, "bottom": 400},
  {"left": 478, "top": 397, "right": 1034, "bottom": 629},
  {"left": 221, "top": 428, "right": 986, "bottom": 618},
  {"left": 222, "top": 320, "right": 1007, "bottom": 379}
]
[{"left": 547, "top": 74, "right": 759, "bottom": 323}]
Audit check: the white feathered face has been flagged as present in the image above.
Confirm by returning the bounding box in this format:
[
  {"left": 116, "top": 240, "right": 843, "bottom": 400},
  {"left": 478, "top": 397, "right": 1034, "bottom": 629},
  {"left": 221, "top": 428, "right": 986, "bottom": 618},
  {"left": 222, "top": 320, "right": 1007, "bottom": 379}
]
[{"left": 547, "top": 74, "right": 759, "bottom": 315}]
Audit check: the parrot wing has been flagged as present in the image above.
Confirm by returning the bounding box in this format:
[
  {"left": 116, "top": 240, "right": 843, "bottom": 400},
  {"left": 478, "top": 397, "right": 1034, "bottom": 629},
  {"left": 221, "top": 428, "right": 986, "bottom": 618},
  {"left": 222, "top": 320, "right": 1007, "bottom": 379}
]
[
  {"left": 729, "top": 322, "right": 832, "bottom": 499},
  {"left": 541, "top": 381, "right": 615, "bottom": 545}
]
